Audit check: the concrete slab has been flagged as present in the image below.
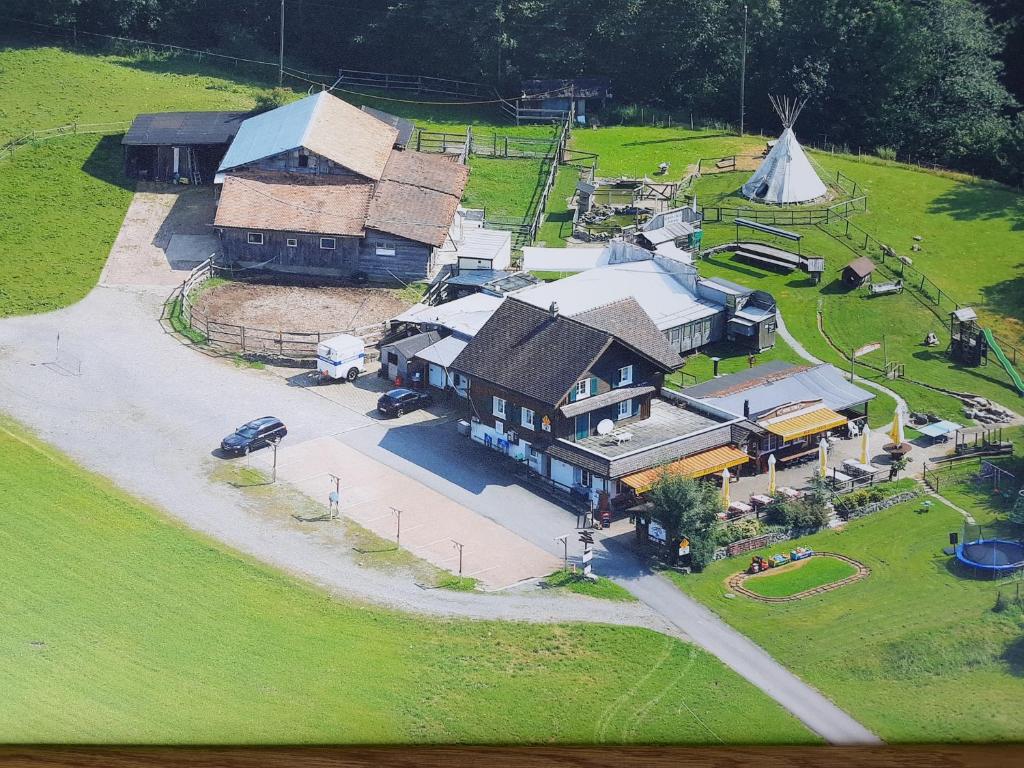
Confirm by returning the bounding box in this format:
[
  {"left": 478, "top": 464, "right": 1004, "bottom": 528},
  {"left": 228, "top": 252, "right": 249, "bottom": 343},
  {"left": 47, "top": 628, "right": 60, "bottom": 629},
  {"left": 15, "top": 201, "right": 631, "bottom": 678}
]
[
  {"left": 255, "top": 435, "right": 560, "bottom": 589},
  {"left": 166, "top": 234, "right": 219, "bottom": 269}
]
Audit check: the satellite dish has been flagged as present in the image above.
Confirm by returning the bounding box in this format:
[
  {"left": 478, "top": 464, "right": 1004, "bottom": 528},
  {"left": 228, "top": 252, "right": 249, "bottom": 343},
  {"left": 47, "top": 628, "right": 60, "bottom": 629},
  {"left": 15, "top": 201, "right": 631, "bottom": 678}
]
[{"left": 597, "top": 419, "right": 615, "bottom": 436}]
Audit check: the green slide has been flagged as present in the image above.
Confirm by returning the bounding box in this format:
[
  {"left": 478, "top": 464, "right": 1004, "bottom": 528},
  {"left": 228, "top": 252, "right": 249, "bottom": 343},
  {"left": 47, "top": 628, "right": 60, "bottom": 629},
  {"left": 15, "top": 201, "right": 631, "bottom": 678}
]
[{"left": 983, "top": 328, "right": 1024, "bottom": 396}]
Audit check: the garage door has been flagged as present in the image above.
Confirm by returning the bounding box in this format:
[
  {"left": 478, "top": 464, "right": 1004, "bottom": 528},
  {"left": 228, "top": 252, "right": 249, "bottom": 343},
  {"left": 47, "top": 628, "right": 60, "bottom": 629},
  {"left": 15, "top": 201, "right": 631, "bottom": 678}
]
[{"left": 428, "top": 363, "right": 446, "bottom": 389}]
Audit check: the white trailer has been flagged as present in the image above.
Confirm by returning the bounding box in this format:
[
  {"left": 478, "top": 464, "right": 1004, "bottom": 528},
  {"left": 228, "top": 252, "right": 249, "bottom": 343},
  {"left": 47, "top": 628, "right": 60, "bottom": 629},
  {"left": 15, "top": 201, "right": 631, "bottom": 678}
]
[{"left": 316, "top": 334, "right": 366, "bottom": 382}]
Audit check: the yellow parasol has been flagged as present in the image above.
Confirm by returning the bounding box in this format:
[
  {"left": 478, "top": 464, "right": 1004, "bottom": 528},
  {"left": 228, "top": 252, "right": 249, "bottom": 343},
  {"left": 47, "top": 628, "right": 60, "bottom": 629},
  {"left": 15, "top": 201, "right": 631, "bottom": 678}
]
[
  {"left": 818, "top": 438, "right": 829, "bottom": 478},
  {"left": 860, "top": 424, "right": 871, "bottom": 464},
  {"left": 888, "top": 406, "right": 905, "bottom": 446},
  {"left": 767, "top": 454, "right": 777, "bottom": 496},
  {"left": 722, "top": 467, "right": 731, "bottom": 508}
]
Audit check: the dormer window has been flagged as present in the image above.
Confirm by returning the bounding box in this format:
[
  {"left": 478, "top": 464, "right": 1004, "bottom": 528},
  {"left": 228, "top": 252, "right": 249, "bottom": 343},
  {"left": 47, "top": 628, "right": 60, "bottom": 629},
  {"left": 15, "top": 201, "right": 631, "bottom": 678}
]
[
  {"left": 617, "top": 365, "right": 633, "bottom": 387},
  {"left": 574, "top": 379, "right": 591, "bottom": 400}
]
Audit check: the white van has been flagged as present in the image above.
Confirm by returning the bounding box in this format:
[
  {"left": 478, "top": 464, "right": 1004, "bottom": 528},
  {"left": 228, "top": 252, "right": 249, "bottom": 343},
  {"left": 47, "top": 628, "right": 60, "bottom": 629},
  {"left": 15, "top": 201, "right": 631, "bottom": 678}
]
[{"left": 316, "top": 334, "right": 366, "bottom": 382}]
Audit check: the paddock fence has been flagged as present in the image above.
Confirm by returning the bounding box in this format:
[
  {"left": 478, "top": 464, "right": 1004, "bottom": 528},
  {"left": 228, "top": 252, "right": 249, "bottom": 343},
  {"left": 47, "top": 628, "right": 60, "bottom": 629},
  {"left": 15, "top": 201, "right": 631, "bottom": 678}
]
[
  {"left": 173, "top": 260, "right": 385, "bottom": 364},
  {"left": 1, "top": 121, "right": 131, "bottom": 161}
]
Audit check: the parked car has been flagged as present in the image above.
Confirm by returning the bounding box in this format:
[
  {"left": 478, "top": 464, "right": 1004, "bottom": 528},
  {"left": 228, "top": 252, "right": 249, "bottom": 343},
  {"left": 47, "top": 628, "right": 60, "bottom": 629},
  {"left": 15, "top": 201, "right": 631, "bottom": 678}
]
[
  {"left": 220, "top": 417, "right": 287, "bottom": 456},
  {"left": 377, "top": 388, "right": 432, "bottom": 418}
]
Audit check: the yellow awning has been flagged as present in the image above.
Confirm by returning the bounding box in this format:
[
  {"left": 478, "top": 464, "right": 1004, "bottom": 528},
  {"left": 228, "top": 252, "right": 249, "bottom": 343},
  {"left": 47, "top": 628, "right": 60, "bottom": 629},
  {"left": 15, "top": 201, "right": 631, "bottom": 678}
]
[
  {"left": 622, "top": 445, "right": 751, "bottom": 494},
  {"left": 761, "top": 407, "right": 847, "bottom": 442}
]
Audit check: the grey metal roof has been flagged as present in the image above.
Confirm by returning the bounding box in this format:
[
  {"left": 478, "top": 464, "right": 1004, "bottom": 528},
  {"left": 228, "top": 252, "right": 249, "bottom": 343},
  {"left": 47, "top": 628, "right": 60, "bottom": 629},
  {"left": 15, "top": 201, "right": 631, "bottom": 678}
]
[
  {"left": 953, "top": 307, "right": 978, "bottom": 322},
  {"left": 444, "top": 270, "right": 513, "bottom": 288},
  {"left": 122, "top": 111, "right": 247, "bottom": 146},
  {"left": 683, "top": 360, "right": 800, "bottom": 399},
  {"left": 414, "top": 335, "right": 467, "bottom": 368},
  {"left": 701, "top": 276, "right": 752, "bottom": 296},
  {"left": 690, "top": 363, "right": 875, "bottom": 418},
  {"left": 574, "top": 298, "right": 684, "bottom": 371},
  {"left": 559, "top": 385, "right": 655, "bottom": 418},
  {"left": 360, "top": 105, "right": 415, "bottom": 148},
  {"left": 381, "top": 330, "right": 442, "bottom": 357}
]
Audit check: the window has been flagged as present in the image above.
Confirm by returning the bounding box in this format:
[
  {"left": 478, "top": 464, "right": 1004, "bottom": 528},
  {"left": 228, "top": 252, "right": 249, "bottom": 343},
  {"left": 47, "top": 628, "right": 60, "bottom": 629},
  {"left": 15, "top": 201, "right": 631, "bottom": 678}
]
[
  {"left": 375, "top": 241, "right": 397, "bottom": 257},
  {"left": 286, "top": 238, "right": 298, "bottom": 248},
  {"left": 320, "top": 237, "right": 337, "bottom": 250},
  {"left": 618, "top": 399, "right": 632, "bottom": 419},
  {"left": 617, "top": 365, "right": 633, "bottom": 387},
  {"left": 574, "top": 379, "right": 591, "bottom": 400},
  {"left": 247, "top": 232, "right": 264, "bottom": 245},
  {"left": 521, "top": 408, "right": 535, "bottom": 430},
  {"left": 297, "top": 152, "right": 310, "bottom": 168},
  {"left": 493, "top": 396, "right": 506, "bottom": 419},
  {"left": 579, "top": 469, "right": 592, "bottom": 487}
]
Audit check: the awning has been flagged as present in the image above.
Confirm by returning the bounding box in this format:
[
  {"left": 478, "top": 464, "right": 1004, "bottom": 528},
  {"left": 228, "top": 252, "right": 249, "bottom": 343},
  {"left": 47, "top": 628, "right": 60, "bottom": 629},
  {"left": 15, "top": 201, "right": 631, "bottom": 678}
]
[
  {"left": 760, "top": 407, "right": 847, "bottom": 442},
  {"left": 621, "top": 445, "right": 750, "bottom": 494}
]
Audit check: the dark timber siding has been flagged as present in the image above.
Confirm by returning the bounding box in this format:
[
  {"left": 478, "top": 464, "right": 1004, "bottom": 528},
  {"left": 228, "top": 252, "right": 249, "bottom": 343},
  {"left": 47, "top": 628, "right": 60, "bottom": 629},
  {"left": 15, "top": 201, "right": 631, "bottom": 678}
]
[{"left": 230, "top": 149, "right": 363, "bottom": 178}]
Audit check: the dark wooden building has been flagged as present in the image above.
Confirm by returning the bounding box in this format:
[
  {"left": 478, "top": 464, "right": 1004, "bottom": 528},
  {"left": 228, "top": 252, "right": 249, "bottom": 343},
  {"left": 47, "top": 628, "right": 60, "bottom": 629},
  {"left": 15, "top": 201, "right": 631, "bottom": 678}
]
[{"left": 122, "top": 111, "right": 246, "bottom": 183}]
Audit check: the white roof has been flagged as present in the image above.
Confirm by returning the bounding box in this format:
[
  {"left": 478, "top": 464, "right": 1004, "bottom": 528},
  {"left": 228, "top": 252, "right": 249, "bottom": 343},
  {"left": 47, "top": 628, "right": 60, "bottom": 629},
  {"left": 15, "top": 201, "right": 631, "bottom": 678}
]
[
  {"left": 741, "top": 127, "right": 827, "bottom": 205},
  {"left": 393, "top": 293, "right": 503, "bottom": 338},
  {"left": 521, "top": 246, "right": 612, "bottom": 273},
  {"left": 415, "top": 335, "right": 468, "bottom": 367},
  {"left": 437, "top": 226, "right": 511, "bottom": 268},
  {"left": 641, "top": 220, "right": 697, "bottom": 246},
  {"left": 512, "top": 258, "right": 720, "bottom": 330}
]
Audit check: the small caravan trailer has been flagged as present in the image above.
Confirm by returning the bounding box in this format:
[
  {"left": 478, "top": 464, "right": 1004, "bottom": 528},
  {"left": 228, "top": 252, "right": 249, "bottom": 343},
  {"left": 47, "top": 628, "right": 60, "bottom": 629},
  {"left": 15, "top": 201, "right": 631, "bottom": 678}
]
[{"left": 316, "top": 334, "right": 367, "bottom": 382}]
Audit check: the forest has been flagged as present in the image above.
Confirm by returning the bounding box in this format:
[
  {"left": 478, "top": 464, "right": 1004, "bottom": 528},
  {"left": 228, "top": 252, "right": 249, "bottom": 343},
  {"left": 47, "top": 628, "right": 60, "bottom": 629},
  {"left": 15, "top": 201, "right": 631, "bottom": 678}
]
[{"left": 5, "top": 0, "right": 1024, "bottom": 184}]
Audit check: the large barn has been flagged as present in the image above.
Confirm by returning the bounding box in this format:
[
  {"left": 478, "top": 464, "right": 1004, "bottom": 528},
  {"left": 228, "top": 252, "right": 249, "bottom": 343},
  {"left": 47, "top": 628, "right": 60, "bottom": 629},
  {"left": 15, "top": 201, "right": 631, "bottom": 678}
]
[
  {"left": 211, "top": 92, "right": 469, "bottom": 284},
  {"left": 122, "top": 111, "right": 246, "bottom": 184}
]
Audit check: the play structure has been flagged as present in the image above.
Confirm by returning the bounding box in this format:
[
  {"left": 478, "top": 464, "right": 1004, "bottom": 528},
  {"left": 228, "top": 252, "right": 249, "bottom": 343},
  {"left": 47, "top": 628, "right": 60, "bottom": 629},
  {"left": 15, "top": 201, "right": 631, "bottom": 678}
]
[
  {"left": 741, "top": 96, "right": 828, "bottom": 205},
  {"left": 948, "top": 307, "right": 1024, "bottom": 395},
  {"left": 954, "top": 524, "right": 1024, "bottom": 576}
]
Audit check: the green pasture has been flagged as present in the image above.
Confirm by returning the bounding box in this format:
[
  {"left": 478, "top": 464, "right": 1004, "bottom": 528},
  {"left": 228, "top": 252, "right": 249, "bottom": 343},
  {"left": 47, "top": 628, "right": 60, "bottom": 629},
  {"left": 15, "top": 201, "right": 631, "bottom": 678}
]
[
  {"left": 0, "top": 415, "right": 814, "bottom": 744},
  {"left": 741, "top": 556, "right": 858, "bottom": 598},
  {"left": 669, "top": 497, "right": 1024, "bottom": 742}
]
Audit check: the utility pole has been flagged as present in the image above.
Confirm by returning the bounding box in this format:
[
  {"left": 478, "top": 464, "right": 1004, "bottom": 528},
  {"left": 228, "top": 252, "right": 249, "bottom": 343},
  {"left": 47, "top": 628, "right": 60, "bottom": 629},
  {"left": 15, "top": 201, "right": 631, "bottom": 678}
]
[
  {"left": 739, "top": 4, "right": 748, "bottom": 136},
  {"left": 555, "top": 535, "right": 569, "bottom": 572},
  {"left": 278, "top": 0, "right": 285, "bottom": 87},
  {"left": 451, "top": 540, "right": 464, "bottom": 576}
]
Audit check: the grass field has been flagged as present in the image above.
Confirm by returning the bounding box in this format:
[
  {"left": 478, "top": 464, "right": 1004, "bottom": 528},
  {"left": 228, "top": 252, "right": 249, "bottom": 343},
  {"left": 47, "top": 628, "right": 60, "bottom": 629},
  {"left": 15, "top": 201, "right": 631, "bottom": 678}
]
[
  {"left": 669, "top": 497, "right": 1024, "bottom": 742},
  {"left": 0, "top": 415, "right": 815, "bottom": 744},
  {"left": 541, "top": 571, "right": 638, "bottom": 602},
  {"left": 741, "top": 557, "right": 858, "bottom": 598}
]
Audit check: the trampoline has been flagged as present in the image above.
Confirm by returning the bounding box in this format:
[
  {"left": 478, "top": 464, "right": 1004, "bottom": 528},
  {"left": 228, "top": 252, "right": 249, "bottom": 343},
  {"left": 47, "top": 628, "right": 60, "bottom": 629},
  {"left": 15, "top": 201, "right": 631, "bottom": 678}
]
[{"left": 955, "top": 538, "right": 1024, "bottom": 574}]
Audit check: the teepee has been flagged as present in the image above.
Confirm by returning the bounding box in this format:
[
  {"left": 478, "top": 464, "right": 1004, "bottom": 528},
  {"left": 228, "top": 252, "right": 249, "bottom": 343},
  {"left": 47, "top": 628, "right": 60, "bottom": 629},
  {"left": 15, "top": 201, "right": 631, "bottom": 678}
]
[{"left": 741, "top": 96, "right": 827, "bottom": 205}]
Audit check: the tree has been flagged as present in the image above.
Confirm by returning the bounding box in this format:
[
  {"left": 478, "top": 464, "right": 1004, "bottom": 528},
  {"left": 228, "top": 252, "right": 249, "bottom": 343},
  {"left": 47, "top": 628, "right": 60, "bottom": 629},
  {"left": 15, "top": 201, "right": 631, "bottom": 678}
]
[
  {"left": 647, "top": 473, "right": 723, "bottom": 571},
  {"left": 1010, "top": 489, "right": 1024, "bottom": 527}
]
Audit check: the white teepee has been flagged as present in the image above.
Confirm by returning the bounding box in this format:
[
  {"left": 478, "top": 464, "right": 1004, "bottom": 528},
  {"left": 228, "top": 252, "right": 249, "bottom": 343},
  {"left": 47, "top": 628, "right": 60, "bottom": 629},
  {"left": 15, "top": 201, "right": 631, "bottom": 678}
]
[{"left": 741, "top": 96, "right": 827, "bottom": 205}]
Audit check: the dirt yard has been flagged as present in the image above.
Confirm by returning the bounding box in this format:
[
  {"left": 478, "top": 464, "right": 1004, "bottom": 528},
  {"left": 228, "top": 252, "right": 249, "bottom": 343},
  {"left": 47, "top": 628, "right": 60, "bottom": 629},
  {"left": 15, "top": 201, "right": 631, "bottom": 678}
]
[{"left": 194, "top": 282, "right": 415, "bottom": 333}]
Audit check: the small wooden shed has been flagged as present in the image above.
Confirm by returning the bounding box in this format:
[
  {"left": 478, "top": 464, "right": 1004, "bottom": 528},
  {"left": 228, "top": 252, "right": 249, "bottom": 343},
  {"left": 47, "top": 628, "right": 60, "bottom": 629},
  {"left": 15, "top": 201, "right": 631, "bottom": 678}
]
[
  {"left": 122, "top": 111, "right": 246, "bottom": 184},
  {"left": 842, "top": 257, "right": 876, "bottom": 287}
]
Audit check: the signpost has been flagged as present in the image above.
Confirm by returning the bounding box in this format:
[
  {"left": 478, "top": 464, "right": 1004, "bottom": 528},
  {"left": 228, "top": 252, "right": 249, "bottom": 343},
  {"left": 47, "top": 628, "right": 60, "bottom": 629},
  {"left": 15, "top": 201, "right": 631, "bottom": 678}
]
[{"left": 578, "top": 530, "right": 595, "bottom": 579}]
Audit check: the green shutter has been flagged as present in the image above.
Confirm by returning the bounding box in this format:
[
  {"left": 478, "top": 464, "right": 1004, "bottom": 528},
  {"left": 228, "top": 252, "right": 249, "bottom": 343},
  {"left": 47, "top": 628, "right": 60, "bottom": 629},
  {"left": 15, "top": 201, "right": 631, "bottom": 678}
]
[{"left": 590, "top": 377, "right": 598, "bottom": 396}]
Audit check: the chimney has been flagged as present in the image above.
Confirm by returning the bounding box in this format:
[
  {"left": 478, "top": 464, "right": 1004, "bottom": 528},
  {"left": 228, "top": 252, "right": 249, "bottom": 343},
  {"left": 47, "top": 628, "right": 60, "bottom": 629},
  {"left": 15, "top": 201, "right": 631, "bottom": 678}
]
[
  {"left": 711, "top": 356, "right": 721, "bottom": 378},
  {"left": 743, "top": 399, "right": 750, "bottom": 418},
  {"left": 549, "top": 301, "right": 559, "bottom": 319}
]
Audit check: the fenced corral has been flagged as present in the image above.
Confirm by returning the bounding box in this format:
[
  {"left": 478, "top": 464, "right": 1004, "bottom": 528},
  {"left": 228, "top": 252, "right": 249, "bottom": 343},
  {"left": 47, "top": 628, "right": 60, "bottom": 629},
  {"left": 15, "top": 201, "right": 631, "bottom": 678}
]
[
  {"left": 701, "top": 196, "right": 868, "bottom": 227},
  {"left": 1, "top": 121, "right": 131, "bottom": 161},
  {"left": 335, "top": 68, "right": 494, "bottom": 100},
  {"left": 413, "top": 127, "right": 563, "bottom": 161},
  {"left": 172, "top": 260, "right": 385, "bottom": 363},
  {"left": 923, "top": 457, "right": 1020, "bottom": 497}
]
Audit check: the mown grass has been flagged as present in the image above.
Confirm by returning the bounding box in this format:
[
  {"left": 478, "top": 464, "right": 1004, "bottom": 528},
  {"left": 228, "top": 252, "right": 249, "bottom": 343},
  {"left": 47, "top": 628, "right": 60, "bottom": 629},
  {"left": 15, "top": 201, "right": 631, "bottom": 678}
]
[
  {"left": 668, "top": 497, "right": 1024, "bottom": 742},
  {"left": 0, "top": 415, "right": 815, "bottom": 744},
  {"left": 462, "top": 156, "right": 551, "bottom": 222},
  {"left": 741, "top": 556, "right": 858, "bottom": 598},
  {"left": 541, "top": 571, "right": 638, "bottom": 602}
]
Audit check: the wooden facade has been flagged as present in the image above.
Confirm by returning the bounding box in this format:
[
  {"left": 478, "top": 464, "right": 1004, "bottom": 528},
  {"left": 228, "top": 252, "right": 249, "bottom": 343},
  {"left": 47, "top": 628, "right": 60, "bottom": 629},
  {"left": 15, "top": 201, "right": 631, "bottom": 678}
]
[{"left": 226, "top": 148, "right": 364, "bottom": 179}]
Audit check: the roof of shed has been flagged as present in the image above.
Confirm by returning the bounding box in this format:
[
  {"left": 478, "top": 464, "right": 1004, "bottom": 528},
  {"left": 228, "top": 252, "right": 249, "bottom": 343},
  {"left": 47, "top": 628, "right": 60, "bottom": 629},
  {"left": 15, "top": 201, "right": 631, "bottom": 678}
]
[
  {"left": 414, "top": 335, "right": 468, "bottom": 368},
  {"left": 844, "top": 257, "right": 876, "bottom": 278},
  {"left": 218, "top": 92, "right": 398, "bottom": 179},
  {"left": 123, "top": 111, "right": 247, "bottom": 146},
  {"left": 393, "top": 293, "right": 504, "bottom": 337},
  {"left": 360, "top": 105, "right": 416, "bottom": 148},
  {"left": 382, "top": 330, "right": 442, "bottom": 356},
  {"left": 214, "top": 174, "right": 371, "bottom": 236}
]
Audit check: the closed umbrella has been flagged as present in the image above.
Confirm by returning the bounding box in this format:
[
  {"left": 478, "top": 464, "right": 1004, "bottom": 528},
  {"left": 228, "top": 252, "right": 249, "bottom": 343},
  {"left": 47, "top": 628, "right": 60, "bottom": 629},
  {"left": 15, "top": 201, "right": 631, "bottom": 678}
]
[
  {"left": 818, "top": 437, "right": 829, "bottom": 478},
  {"left": 888, "top": 406, "right": 905, "bottom": 446},
  {"left": 860, "top": 424, "right": 871, "bottom": 465},
  {"left": 722, "top": 468, "right": 731, "bottom": 509},
  {"left": 767, "top": 454, "right": 777, "bottom": 496}
]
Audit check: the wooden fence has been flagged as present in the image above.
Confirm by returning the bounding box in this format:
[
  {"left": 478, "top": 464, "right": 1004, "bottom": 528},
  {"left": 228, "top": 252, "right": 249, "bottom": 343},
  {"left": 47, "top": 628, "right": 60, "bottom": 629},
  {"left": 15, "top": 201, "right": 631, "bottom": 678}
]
[
  {"left": 336, "top": 68, "right": 495, "bottom": 99},
  {"left": 176, "top": 261, "right": 384, "bottom": 362},
  {"left": 1, "top": 121, "right": 131, "bottom": 161},
  {"left": 700, "top": 196, "right": 868, "bottom": 226}
]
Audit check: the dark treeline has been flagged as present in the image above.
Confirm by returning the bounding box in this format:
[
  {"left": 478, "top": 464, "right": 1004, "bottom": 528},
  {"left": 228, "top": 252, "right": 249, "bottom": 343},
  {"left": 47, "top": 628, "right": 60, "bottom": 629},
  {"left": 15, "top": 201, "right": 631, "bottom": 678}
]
[{"left": 7, "top": 0, "right": 1024, "bottom": 184}]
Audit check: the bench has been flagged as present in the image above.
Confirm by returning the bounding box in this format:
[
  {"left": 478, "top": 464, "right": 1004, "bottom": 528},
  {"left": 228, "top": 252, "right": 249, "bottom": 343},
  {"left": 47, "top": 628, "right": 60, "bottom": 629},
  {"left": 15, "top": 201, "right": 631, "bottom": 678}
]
[
  {"left": 735, "top": 246, "right": 800, "bottom": 273},
  {"left": 868, "top": 279, "right": 903, "bottom": 296}
]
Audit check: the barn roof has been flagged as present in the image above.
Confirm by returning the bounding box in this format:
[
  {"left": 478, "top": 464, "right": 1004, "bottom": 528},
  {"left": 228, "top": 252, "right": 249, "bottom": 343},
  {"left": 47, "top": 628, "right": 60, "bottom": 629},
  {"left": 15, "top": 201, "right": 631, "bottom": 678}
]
[
  {"left": 843, "top": 257, "right": 876, "bottom": 278},
  {"left": 360, "top": 105, "right": 416, "bottom": 148},
  {"left": 214, "top": 174, "right": 371, "bottom": 236},
  {"left": 217, "top": 92, "right": 398, "bottom": 179},
  {"left": 122, "top": 111, "right": 247, "bottom": 146}
]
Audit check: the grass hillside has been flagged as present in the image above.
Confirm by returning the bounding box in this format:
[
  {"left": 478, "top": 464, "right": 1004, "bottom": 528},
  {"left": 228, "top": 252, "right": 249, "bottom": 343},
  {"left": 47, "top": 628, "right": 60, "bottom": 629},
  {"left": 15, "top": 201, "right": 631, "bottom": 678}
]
[
  {"left": 0, "top": 416, "right": 814, "bottom": 744},
  {"left": 670, "top": 498, "right": 1024, "bottom": 742}
]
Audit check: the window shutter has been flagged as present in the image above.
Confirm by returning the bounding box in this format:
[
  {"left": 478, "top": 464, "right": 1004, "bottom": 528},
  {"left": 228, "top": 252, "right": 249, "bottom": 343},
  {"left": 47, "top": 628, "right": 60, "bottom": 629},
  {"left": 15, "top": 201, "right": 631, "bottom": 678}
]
[
  {"left": 590, "top": 377, "right": 598, "bottom": 396},
  {"left": 568, "top": 386, "right": 576, "bottom": 403}
]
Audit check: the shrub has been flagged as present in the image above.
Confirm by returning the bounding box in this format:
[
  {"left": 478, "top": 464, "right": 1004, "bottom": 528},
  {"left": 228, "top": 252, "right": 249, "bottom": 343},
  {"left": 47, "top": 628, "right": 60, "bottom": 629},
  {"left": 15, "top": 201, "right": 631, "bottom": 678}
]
[
  {"left": 1010, "top": 491, "right": 1024, "bottom": 527},
  {"left": 876, "top": 146, "right": 898, "bottom": 161},
  {"left": 715, "top": 519, "right": 763, "bottom": 546},
  {"left": 254, "top": 87, "right": 292, "bottom": 113}
]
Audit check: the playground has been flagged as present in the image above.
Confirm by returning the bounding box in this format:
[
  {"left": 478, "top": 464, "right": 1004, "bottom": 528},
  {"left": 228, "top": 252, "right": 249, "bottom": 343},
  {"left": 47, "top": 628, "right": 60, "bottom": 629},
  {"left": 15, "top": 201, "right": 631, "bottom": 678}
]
[{"left": 728, "top": 551, "right": 867, "bottom": 602}]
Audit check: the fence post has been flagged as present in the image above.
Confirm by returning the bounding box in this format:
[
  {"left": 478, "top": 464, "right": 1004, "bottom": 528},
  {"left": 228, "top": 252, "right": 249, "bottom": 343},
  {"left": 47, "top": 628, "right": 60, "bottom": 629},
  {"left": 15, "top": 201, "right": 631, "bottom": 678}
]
[{"left": 240, "top": 325, "right": 246, "bottom": 353}]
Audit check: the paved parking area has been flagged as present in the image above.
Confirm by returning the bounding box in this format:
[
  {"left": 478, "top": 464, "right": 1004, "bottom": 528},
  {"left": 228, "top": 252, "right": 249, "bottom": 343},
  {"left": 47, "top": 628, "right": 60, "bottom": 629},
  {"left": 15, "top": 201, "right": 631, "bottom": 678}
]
[
  {"left": 254, "top": 435, "right": 560, "bottom": 590},
  {"left": 100, "top": 183, "right": 217, "bottom": 287}
]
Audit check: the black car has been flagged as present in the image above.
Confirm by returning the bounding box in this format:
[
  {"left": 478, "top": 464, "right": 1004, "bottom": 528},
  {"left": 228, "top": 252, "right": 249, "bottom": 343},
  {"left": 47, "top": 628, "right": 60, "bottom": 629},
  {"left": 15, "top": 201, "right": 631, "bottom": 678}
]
[
  {"left": 377, "top": 388, "right": 432, "bottom": 418},
  {"left": 220, "top": 417, "right": 287, "bottom": 456}
]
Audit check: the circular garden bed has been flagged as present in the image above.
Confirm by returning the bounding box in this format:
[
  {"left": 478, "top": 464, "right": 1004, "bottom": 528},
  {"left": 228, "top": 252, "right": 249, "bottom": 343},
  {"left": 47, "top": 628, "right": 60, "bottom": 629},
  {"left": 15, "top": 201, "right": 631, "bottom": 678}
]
[{"left": 727, "top": 553, "right": 869, "bottom": 603}]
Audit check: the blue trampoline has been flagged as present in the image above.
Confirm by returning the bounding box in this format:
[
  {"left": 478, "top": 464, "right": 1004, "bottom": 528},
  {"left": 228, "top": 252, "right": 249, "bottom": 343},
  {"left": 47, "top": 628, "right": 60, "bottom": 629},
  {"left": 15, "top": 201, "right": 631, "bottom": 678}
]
[{"left": 955, "top": 538, "right": 1024, "bottom": 574}]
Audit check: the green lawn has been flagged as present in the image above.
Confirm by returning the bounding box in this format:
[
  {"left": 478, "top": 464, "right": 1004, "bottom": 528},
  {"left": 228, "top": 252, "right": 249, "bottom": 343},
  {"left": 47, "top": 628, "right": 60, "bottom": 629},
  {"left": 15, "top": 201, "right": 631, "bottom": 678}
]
[
  {"left": 541, "top": 571, "right": 638, "bottom": 602},
  {"left": 536, "top": 164, "right": 581, "bottom": 245},
  {"left": 0, "top": 415, "right": 814, "bottom": 744},
  {"left": 668, "top": 498, "right": 1024, "bottom": 742},
  {"left": 741, "top": 556, "right": 858, "bottom": 598},
  {"left": 462, "top": 156, "right": 551, "bottom": 222}
]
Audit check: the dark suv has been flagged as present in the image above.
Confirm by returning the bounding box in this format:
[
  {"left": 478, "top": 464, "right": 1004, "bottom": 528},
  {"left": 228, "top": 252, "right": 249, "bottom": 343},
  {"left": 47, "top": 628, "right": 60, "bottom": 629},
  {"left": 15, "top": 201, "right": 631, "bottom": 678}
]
[
  {"left": 376, "top": 388, "right": 432, "bottom": 418},
  {"left": 220, "top": 417, "right": 287, "bottom": 456}
]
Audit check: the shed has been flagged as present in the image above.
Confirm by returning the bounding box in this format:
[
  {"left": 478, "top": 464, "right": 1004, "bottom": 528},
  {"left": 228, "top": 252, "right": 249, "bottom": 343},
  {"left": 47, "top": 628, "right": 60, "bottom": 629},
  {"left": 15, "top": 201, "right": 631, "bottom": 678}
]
[
  {"left": 842, "top": 257, "right": 876, "bottom": 286},
  {"left": 122, "top": 111, "right": 246, "bottom": 183},
  {"left": 520, "top": 77, "right": 613, "bottom": 120},
  {"left": 414, "top": 335, "right": 469, "bottom": 391},
  {"left": 379, "top": 330, "right": 442, "bottom": 383}
]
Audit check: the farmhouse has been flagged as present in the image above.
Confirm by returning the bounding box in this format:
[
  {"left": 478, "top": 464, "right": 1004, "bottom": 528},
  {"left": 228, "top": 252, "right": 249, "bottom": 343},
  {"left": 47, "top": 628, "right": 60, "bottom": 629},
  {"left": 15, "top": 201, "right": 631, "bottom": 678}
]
[
  {"left": 451, "top": 297, "right": 749, "bottom": 505},
  {"left": 212, "top": 91, "right": 469, "bottom": 283},
  {"left": 682, "top": 360, "right": 876, "bottom": 472},
  {"left": 122, "top": 111, "right": 246, "bottom": 183}
]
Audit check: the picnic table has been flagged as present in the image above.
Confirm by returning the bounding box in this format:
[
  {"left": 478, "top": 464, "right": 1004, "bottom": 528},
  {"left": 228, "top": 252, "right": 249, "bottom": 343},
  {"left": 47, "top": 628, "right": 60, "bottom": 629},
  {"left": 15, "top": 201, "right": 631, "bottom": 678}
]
[
  {"left": 827, "top": 469, "right": 853, "bottom": 487},
  {"left": 727, "top": 501, "right": 753, "bottom": 519},
  {"left": 842, "top": 459, "right": 882, "bottom": 478},
  {"left": 778, "top": 486, "right": 803, "bottom": 500}
]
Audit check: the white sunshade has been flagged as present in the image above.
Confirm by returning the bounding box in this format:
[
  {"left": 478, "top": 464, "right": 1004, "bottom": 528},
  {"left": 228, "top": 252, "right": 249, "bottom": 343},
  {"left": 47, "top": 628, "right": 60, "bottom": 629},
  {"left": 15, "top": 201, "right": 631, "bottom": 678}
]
[{"left": 741, "top": 128, "right": 827, "bottom": 205}]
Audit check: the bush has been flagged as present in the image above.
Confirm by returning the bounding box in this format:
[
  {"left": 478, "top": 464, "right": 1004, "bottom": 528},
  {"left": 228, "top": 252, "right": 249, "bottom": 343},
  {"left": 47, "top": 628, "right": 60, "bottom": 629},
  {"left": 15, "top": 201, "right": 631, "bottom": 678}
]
[
  {"left": 715, "top": 518, "right": 763, "bottom": 546},
  {"left": 254, "top": 87, "right": 292, "bottom": 113},
  {"left": 876, "top": 146, "right": 898, "bottom": 161}
]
